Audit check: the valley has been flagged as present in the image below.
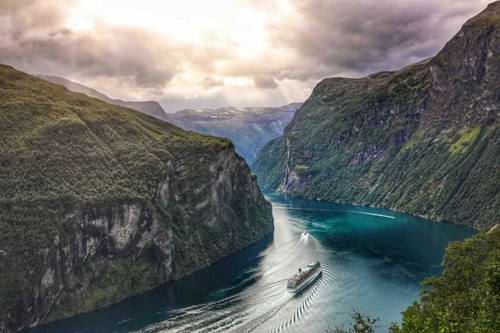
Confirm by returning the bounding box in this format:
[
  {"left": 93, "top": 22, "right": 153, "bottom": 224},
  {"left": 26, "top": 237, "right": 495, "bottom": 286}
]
[{"left": 0, "top": 1, "right": 498, "bottom": 332}]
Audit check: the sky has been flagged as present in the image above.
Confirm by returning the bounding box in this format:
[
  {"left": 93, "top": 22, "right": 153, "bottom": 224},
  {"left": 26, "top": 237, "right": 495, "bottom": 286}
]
[{"left": 0, "top": 0, "right": 492, "bottom": 112}]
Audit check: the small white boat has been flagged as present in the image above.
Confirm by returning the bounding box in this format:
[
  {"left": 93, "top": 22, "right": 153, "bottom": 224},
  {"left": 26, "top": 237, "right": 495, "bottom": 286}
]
[{"left": 287, "top": 261, "right": 322, "bottom": 293}]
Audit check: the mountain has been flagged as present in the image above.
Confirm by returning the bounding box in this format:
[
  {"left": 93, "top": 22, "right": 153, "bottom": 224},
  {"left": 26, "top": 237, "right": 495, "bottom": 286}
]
[
  {"left": 38, "top": 75, "right": 300, "bottom": 165},
  {"left": 254, "top": 2, "right": 500, "bottom": 230},
  {"left": 169, "top": 104, "right": 301, "bottom": 165},
  {"left": 39, "top": 75, "right": 170, "bottom": 122},
  {"left": 0, "top": 64, "right": 273, "bottom": 332}
]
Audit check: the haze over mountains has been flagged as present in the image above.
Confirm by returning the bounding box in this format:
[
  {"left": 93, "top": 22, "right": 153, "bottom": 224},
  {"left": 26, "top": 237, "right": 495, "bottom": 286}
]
[
  {"left": 39, "top": 75, "right": 171, "bottom": 122},
  {"left": 169, "top": 104, "right": 301, "bottom": 164},
  {"left": 39, "top": 75, "right": 300, "bottom": 165},
  {"left": 254, "top": 1, "right": 500, "bottom": 230}
]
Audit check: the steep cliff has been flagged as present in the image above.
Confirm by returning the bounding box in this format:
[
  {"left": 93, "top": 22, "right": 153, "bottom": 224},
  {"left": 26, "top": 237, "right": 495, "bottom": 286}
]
[
  {"left": 169, "top": 104, "right": 301, "bottom": 165},
  {"left": 0, "top": 65, "right": 273, "bottom": 332},
  {"left": 254, "top": 2, "right": 500, "bottom": 230}
]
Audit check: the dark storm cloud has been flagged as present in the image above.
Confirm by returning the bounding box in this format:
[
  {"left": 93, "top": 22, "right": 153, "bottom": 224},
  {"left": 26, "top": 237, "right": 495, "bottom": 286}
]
[
  {"left": 2, "top": 26, "right": 179, "bottom": 87},
  {"left": 264, "top": 0, "right": 488, "bottom": 79},
  {"left": 0, "top": 0, "right": 68, "bottom": 34},
  {"left": 0, "top": 0, "right": 180, "bottom": 89}
]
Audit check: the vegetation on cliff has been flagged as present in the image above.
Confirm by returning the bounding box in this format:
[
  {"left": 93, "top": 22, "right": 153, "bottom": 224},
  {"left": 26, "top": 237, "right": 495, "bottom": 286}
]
[
  {"left": 0, "top": 64, "right": 273, "bottom": 332},
  {"left": 254, "top": 2, "right": 500, "bottom": 230}
]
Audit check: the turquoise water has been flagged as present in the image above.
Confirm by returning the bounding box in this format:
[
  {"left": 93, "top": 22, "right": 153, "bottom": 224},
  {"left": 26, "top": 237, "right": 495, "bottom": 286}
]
[{"left": 26, "top": 194, "right": 475, "bottom": 333}]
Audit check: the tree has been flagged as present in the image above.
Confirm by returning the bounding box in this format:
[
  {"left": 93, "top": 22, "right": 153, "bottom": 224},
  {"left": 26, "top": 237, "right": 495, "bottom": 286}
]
[
  {"left": 327, "top": 310, "right": 379, "bottom": 333},
  {"left": 390, "top": 227, "right": 500, "bottom": 333}
]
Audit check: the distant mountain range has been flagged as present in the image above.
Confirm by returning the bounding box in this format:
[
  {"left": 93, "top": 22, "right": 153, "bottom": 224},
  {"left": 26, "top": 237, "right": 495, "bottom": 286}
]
[
  {"left": 39, "top": 75, "right": 171, "bottom": 122},
  {"left": 254, "top": 1, "right": 500, "bottom": 230},
  {"left": 169, "top": 104, "right": 301, "bottom": 164},
  {"left": 39, "top": 75, "right": 301, "bottom": 165}
]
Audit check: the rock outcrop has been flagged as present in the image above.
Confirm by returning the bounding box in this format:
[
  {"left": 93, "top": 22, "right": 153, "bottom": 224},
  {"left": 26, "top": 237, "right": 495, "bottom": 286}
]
[
  {"left": 254, "top": 2, "right": 500, "bottom": 230},
  {"left": 0, "top": 65, "right": 273, "bottom": 332}
]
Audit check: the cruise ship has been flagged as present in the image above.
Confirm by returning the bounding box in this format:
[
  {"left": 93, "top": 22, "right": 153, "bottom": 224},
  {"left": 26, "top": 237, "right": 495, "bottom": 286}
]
[{"left": 287, "top": 261, "right": 322, "bottom": 293}]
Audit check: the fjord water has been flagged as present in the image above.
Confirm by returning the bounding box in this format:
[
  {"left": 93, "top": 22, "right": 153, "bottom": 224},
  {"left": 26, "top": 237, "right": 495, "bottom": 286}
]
[{"left": 27, "top": 194, "right": 475, "bottom": 333}]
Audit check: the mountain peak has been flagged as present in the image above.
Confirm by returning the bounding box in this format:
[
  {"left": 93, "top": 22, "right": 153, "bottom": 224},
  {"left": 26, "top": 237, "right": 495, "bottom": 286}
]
[
  {"left": 460, "top": 1, "right": 500, "bottom": 30},
  {"left": 482, "top": 0, "right": 499, "bottom": 12},
  {"left": 427, "top": 1, "right": 500, "bottom": 129}
]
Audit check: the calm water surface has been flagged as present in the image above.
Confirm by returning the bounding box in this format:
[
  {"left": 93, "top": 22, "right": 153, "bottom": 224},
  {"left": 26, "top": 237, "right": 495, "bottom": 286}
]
[{"left": 27, "top": 194, "right": 475, "bottom": 333}]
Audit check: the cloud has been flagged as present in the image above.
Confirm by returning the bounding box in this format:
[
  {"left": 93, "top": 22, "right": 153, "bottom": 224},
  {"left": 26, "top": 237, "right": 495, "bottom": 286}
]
[
  {"left": 254, "top": 75, "right": 278, "bottom": 89},
  {"left": 0, "top": 0, "right": 491, "bottom": 108},
  {"left": 265, "top": 0, "right": 490, "bottom": 78},
  {"left": 202, "top": 76, "right": 225, "bottom": 89},
  {"left": 159, "top": 78, "right": 310, "bottom": 112},
  {"left": 0, "top": 2, "right": 181, "bottom": 90}
]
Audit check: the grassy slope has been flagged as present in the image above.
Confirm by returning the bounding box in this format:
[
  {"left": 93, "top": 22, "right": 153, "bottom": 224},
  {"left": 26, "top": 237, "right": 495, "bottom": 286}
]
[{"left": 0, "top": 64, "right": 230, "bottom": 206}]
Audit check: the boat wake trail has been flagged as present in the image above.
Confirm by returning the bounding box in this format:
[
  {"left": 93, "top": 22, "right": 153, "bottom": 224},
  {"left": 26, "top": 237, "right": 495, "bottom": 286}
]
[
  {"left": 344, "top": 210, "right": 395, "bottom": 219},
  {"left": 134, "top": 277, "right": 297, "bottom": 333},
  {"left": 134, "top": 207, "right": 331, "bottom": 333},
  {"left": 274, "top": 206, "right": 395, "bottom": 219}
]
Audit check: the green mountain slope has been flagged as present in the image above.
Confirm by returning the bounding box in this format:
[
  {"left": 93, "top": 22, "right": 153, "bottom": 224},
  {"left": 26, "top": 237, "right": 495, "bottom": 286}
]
[
  {"left": 254, "top": 2, "right": 500, "bottom": 230},
  {"left": 0, "top": 64, "right": 273, "bottom": 332}
]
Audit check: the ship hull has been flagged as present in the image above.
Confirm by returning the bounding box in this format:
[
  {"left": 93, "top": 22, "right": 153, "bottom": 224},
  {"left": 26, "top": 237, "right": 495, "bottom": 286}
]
[{"left": 288, "top": 268, "right": 322, "bottom": 294}]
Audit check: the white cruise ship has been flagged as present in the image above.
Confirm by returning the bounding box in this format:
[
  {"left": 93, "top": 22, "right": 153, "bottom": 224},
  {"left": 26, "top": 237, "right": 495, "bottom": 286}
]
[{"left": 287, "top": 261, "right": 322, "bottom": 293}]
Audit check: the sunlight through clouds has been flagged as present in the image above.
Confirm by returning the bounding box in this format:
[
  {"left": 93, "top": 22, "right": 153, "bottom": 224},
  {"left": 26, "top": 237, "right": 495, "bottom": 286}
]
[{"left": 0, "top": 0, "right": 491, "bottom": 110}]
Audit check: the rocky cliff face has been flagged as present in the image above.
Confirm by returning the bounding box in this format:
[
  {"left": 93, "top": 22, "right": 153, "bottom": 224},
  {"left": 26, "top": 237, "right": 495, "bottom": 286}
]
[
  {"left": 169, "top": 104, "right": 301, "bottom": 165},
  {"left": 0, "top": 65, "right": 273, "bottom": 332},
  {"left": 254, "top": 2, "right": 500, "bottom": 230}
]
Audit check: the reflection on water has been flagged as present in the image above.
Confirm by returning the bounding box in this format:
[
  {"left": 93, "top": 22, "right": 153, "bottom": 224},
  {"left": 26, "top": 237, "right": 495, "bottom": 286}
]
[{"left": 26, "top": 194, "right": 475, "bottom": 333}]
